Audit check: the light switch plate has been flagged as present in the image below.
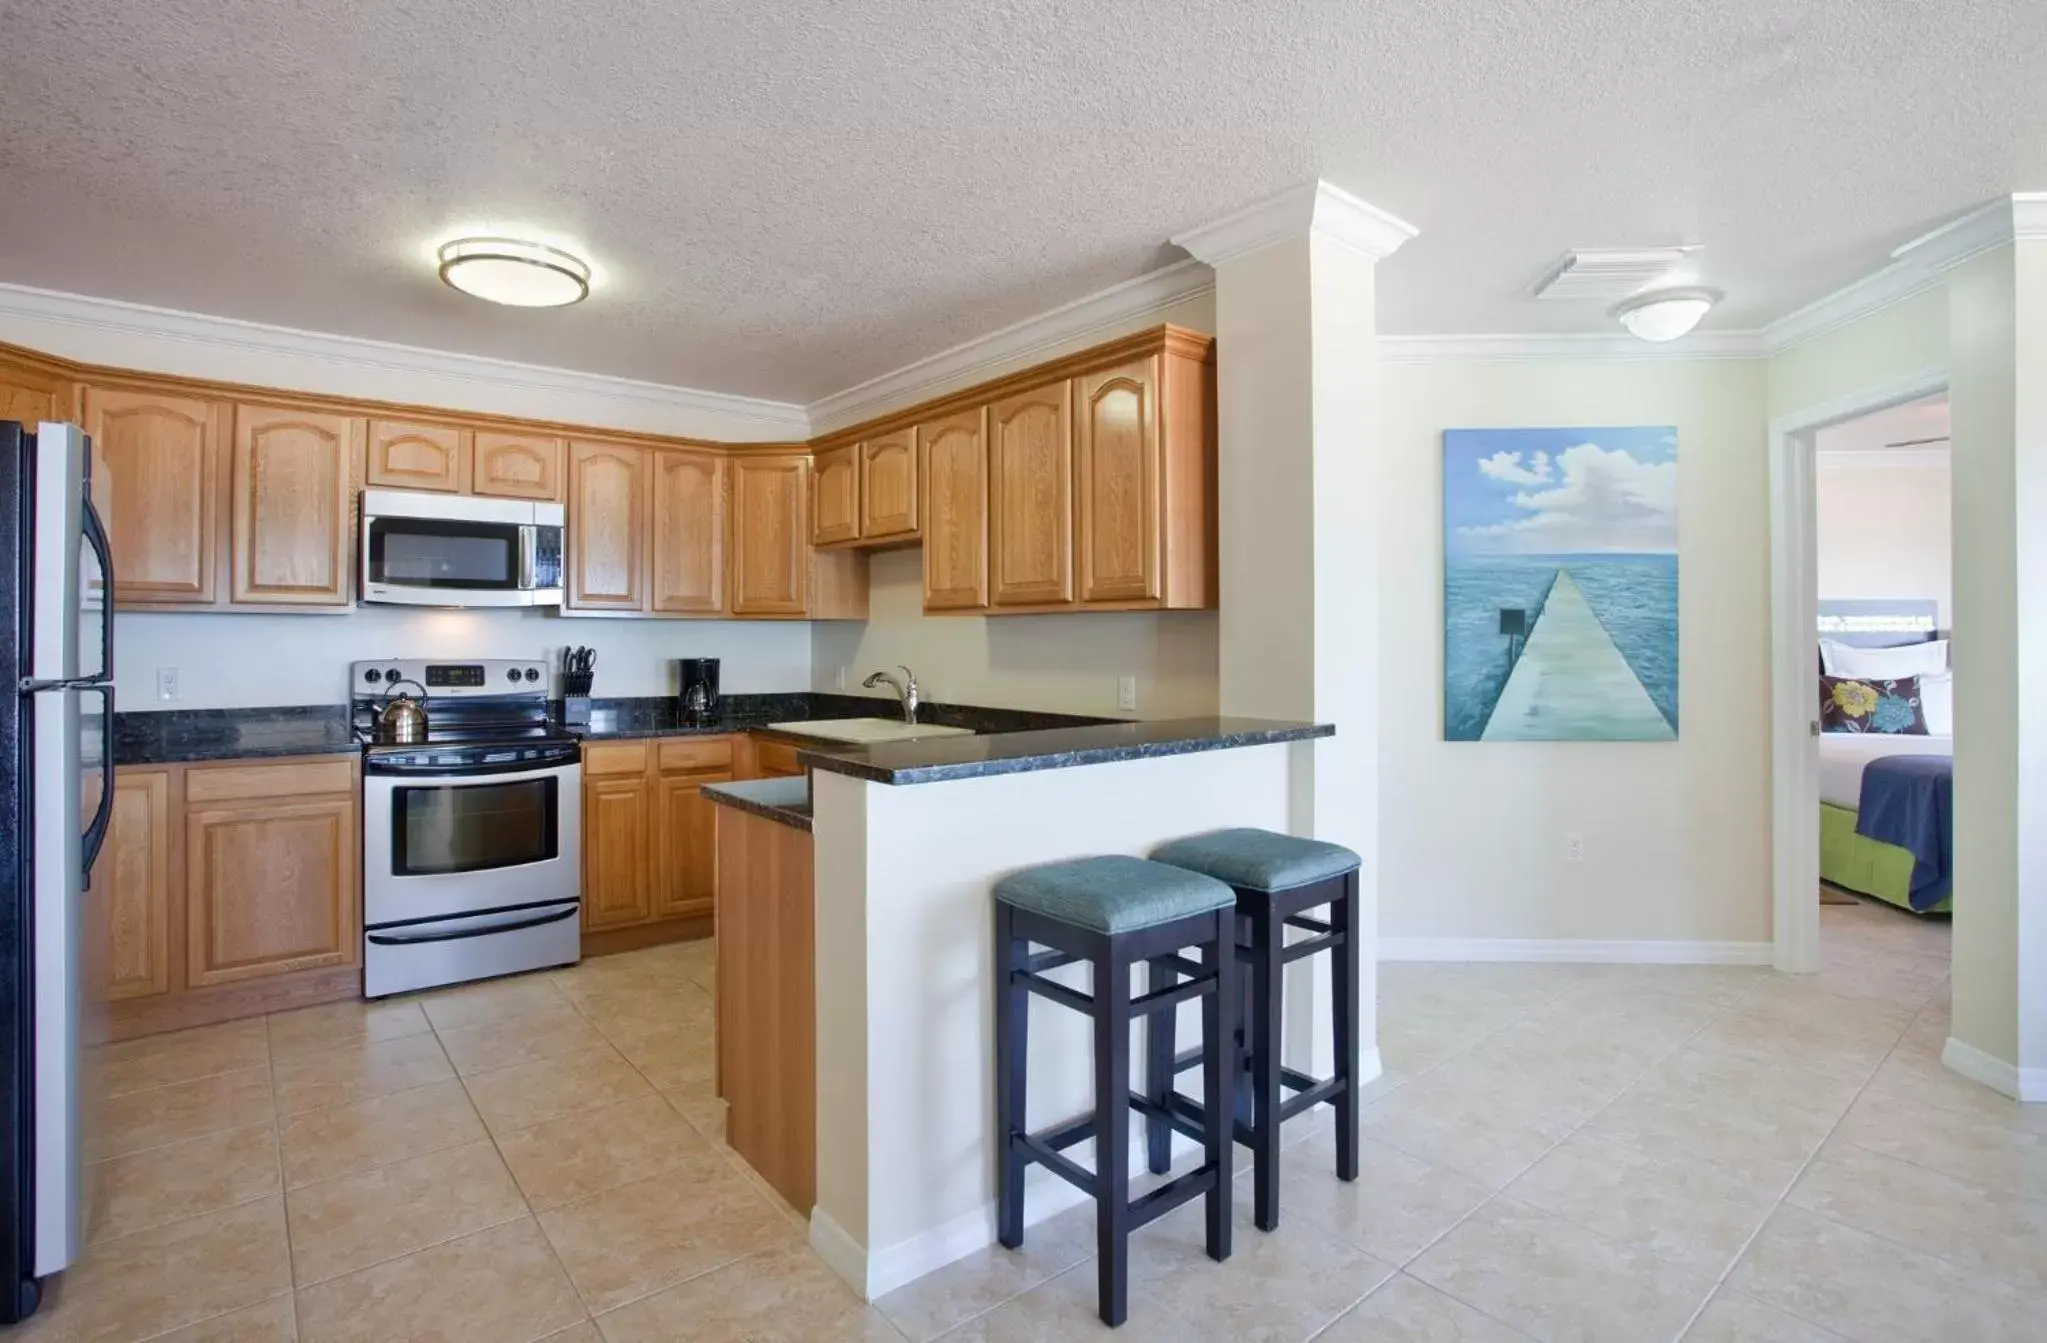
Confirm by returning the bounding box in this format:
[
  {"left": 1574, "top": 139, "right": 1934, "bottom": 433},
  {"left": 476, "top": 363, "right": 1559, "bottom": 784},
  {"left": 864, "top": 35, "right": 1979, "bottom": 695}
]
[{"left": 1117, "top": 676, "right": 1137, "bottom": 712}]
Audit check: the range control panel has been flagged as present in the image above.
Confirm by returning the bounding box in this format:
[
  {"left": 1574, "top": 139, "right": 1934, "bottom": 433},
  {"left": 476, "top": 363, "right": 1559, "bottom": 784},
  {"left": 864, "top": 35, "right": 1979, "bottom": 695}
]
[{"left": 349, "top": 658, "right": 547, "bottom": 697}]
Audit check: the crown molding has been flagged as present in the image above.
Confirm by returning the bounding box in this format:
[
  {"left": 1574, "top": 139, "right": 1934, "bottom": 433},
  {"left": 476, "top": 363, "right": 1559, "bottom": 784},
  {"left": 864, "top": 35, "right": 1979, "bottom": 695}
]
[
  {"left": 0, "top": 282, "right": 810, "bottom": 434},
  {"left": 1171, "top": 179, "right": 1418, "bottom": 267},
  {"left": 1815, "top": 444, "right": 1950, "bottom": 470},
  {"left": 1759, "top": 260, "right": 1944, "bottom": 354},
  {"left": 1891, "top": 192, "right": 2047, "bottom": 273},
  {"left": 804, "top": 260, "right": 1214, "bottom": 436},
  {"left": 1377, "top": 329, "right": 1765, "bottom": 363}
]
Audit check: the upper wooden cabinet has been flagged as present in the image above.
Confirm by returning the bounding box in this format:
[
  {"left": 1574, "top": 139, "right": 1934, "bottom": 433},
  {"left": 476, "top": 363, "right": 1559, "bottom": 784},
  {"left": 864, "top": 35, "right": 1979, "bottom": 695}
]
[
  {"left": 367, "top": 419, "right": 465, "bottom": 493},
  {"left": 650, "top": 449, "right": 726, "bottom": 615},
  {"left": 920, "top": 408, "right": 989, "bottom": 611},
  {"left": 861, "top": 430, "right": 918, "bottom": 541},
  {"left": 84, "top": 386, "right": 220, "bottom": 605},
  {"left": 731, "top": 455, "right": 809, "bottom": 616},
  {"left": 473, "top": 431, "right": 563, "bottom": 501},
  {"left": 1075, "top": 357, "right": 1162, "bottom": 605},
  {"left": 0, "top": 353, "right": 70, "bottom": 428},
  {"left": 566, "top": 440, "right": 648, "bottom": 611},
  {"left": 810, "top": 445, "right": 859, "bottom": 546},
  {"left": 230, "top": 405, "right": 361, "bottom": 607},
  {"left": 988, "top": 382, "right": 1074, "bottom": 608}
]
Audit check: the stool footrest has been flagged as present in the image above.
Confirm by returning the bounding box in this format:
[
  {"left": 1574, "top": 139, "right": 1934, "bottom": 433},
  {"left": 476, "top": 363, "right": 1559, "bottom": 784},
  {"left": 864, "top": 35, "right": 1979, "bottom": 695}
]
[
  {"left": 1016, "top": 971, "right": 1094, "bottom": 1016},
  {"left": 1280, "top": 1074, "right": 1345, "bottom": 1120},
  {"left": 1129, "top": 1091, "right": 1211, "bottom": 1148},
  {"left": 1280, "top": 932, "right": 1339, "bottom": 964},
  {"left": 1129, "top": 972, "right": 1216, "bottom": 1018},
  {"left": 1014, "top": 1130, "right": 1097, "bottom": 1199},
  {"left": 1128, "top": 1166, "right": 1216, "bottom": 1232}
]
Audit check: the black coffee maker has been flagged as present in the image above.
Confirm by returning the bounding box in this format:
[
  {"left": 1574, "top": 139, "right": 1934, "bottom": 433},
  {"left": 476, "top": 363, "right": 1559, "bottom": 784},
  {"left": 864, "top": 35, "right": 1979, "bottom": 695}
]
[{"left": 677, "top": 658, "right": 720, "bottom": 721}]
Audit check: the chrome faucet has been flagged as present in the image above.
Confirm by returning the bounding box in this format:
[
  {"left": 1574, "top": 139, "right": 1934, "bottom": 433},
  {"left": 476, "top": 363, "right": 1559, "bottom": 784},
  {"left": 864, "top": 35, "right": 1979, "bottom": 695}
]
[{"left": 862, "top": 665, "right": 921, "bottom": 724}]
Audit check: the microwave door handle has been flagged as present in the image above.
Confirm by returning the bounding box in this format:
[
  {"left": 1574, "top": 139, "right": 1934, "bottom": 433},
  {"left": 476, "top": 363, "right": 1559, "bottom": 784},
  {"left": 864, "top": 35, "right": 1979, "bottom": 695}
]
[{"left": 518, "top": 525, "right": 536, "bottom": 590}]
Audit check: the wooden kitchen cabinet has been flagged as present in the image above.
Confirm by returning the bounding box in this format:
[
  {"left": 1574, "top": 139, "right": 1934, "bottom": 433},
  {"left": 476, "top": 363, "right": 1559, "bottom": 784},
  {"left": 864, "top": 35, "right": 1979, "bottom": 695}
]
[
  {"left": 860, "top": 430, "right": 918, "bottom": 541},
  {"left": 0, "top": 352, "right": 72, "bottom": 429},
  {"left": 84, "top": 386, "right": 221, "bottom": 605},
  {"left": 566, "top": 440, "right": 648, "bottom": 611},
  {"left": 367, "top": 418, "right": 466, "bottom": 493},
  {"left": 730, "top": 455, "right": 810, "bottom": 615},
  {"left": 183, "top": 758, "right": 357, "bottom": 988},
  {"left": 91, "top": 768, "right": 173, "bottom": 1003},
  {"left": 230, "top": 404, "right": 362, "bottom": 606},
  {"left": 1074, "top": 356, "right": 1162, "bottom": 605},
  {"left": 810, "top": 444, "right": 859, "bottom": 546},
  {"left": 649, "top": 448, "right": 726, "bottom": 615},
  {"left": 472, "top": 430, "right": 562, "bottom": 501},
  {"left": 988, "top": 381, "right": 1075, "bottom": 607},
  {"left": 653, "top": 771, "right": 723, "bottom": 921},
  {"left": 919, "top": 407, "right": 989, "bottom": 610},
  {"left": 581, "top": 736, "right": 732, "bottom": 951},
  {"left": 582, "top": 771, "right": 654, "bottom": 931}
]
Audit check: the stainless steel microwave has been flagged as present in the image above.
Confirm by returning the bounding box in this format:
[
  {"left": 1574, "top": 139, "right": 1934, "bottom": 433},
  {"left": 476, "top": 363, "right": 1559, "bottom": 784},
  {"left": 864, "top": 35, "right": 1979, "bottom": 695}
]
[{"left": 360, "top": 488, "right": 565, "bottom": 607}]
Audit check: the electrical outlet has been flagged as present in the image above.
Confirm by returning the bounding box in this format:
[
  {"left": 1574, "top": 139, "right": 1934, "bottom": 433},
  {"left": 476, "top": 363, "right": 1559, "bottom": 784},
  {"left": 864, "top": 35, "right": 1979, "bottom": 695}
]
[
  {"left": 156, "top": 667, "right": 180, "bottom": 702},
  {"left": 1117, "top": 676, "right": 1138, "bottom": 712},
  {"left": 1565, "top": 832, "right": 1584, "bottom": 864}
]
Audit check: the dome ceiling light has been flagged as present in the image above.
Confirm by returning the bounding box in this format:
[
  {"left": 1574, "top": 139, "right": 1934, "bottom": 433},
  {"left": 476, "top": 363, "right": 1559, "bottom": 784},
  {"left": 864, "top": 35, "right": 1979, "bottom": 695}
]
[
  {"left": 1613, "top": 287, "right": 1720, "bottom": 343},
  {"left": 436, "top": 236, "right": 592, "bottom": 308}
]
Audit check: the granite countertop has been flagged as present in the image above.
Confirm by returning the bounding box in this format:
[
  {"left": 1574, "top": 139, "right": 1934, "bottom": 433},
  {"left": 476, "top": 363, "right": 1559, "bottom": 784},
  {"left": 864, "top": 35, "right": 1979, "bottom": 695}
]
[
  {"left": 700, "top": 776, "right": 812, "bottom": 832},
  {"left": 796, "top": 717, "right": 1335, "bottom": 786},
  {"left": 114, "top": 707, "right": 358, "bottom": 767}
]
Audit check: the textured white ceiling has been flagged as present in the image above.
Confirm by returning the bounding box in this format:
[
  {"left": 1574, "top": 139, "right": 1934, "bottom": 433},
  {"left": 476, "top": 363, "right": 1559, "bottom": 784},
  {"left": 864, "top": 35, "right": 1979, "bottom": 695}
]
[{"left": 3, "top": 1, "right": 2044, "bottom": 402}]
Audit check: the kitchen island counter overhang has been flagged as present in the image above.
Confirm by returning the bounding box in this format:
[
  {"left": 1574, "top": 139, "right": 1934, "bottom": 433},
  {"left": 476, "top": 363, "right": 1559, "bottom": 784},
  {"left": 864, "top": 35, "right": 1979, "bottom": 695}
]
[{"left": 707, "top": 717, "right": 1338, "bottom": 1300}]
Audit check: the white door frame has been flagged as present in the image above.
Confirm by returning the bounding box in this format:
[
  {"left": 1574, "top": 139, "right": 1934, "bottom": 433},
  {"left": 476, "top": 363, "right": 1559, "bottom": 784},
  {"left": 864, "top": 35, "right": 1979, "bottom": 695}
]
[{"left": 1767, "top": 366, "right": 1948, "bottom": 971}]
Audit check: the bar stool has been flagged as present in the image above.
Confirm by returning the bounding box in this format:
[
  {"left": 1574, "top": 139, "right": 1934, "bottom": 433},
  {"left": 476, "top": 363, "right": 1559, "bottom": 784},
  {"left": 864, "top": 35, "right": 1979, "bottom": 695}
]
[
  {"left": 994, "top": 856, "right": 1240, "bottom": 1328},
  {"left": 1146, "top": 829, "right": 1362, "bottom": 1232}
]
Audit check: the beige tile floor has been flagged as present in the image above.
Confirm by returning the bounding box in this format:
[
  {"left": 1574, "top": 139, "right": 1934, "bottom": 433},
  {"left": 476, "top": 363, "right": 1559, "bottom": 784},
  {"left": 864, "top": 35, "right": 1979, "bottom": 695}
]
[{"left": 32, "top": 899, "right": 2039, "bottom": 1342}]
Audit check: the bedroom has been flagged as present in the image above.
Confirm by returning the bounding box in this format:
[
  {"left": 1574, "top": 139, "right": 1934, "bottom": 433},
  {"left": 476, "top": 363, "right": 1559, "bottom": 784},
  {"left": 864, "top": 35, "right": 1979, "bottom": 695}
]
[{"left": 1812, "top": 394, "right": 1954, "bottom": 979}]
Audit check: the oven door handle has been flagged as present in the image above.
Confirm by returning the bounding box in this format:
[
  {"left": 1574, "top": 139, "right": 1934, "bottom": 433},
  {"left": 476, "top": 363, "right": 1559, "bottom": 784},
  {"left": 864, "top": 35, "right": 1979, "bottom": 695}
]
[
  {"left": 365, "top": 751, "right": 581, "bottom": 779},
  {"left": 367, "top": 904, "right": 579, "bottom": 946}
]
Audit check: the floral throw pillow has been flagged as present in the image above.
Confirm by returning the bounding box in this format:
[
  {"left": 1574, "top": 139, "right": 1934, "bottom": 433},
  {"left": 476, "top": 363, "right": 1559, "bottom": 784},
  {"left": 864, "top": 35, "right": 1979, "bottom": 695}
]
[{"left": 1820, "top": 674, "right": 1928, "bottom": 735}]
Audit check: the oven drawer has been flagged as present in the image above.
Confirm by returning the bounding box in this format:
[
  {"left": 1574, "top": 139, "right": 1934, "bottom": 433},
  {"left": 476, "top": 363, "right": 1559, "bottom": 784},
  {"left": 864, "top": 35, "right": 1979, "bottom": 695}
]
[{"left": 364, "top": 900, "right": 580, "bottom": 998}]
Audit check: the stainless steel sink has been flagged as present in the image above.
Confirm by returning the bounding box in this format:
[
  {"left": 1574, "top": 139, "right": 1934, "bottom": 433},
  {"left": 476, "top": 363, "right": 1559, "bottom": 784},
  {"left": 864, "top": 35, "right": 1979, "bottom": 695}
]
[{"left": 767, "top": 717, "right": 977, "bottom": 745}]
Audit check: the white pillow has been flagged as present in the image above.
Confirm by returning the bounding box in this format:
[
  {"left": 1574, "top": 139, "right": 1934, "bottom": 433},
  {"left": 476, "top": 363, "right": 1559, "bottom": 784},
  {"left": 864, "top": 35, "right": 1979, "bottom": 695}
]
[
  {"left": 1919, "top": 671, "right": 1955, "bottom": 737},
  {"left": 1820, "top": 638, "right": 1949, "bottom": 679}
]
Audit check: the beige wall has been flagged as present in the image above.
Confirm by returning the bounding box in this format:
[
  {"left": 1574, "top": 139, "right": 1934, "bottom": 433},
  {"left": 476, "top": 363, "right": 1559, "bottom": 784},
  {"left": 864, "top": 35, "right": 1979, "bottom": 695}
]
[
  {"left": 810, "top": 292, "right": 1220, "bottom": 718},
  {"left": 1815, "top": 456, "right": 1954, "bottom": 628},
  {"left": 1377, "top": 356, "right": 1773, "bottom": 945},
  {"left": 1767, "top": 287, "right": 1948, "bottom": 420}
]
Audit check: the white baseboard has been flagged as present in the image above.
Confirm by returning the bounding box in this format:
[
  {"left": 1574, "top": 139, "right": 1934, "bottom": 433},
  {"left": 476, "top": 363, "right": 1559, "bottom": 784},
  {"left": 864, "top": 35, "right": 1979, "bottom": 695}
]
[
  {"left": 1942, "top": 1036, "right": 2047, "bottom": 1103},
  {"left": 1378, "top": 938, "right": 1774, "bottom": 966},
  {"left": 807, "top": 1206, "right": 869, "bottom": 1296}
]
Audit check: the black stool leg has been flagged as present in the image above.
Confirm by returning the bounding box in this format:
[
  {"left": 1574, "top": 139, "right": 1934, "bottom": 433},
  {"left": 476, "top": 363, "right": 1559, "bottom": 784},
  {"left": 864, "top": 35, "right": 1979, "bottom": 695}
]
[
  {"left": 995, "top": 902, "right": 1027, "bottom": 1249},
  {"left": 1203, "top": 909, "right": 1235, "bottom": 1262},
  {"left": 1143, "top": 956, "right": 1177, "bottom": 1175},
  {"left": 1248, "top": 896, "right": 1283, "bottom": 1232},
  {"left": 1093, "top": 949, "right": 1132, "bottom": 1328},
  {"left": 1331, "top": 870, "right": 1361, "bottom": 1183}
]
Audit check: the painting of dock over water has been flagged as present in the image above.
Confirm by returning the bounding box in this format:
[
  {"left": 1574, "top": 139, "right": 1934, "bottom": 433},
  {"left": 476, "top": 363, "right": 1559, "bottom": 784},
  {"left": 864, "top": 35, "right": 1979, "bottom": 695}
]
[{"left": 1443, "top": 426, "right": 1678, "bottom": 742}]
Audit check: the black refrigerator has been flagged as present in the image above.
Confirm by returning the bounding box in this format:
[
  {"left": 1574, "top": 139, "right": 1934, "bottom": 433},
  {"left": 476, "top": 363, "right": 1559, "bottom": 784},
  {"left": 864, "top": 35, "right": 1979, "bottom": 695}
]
[{"left": 0, "top": 419, "right": 113, "bottom": 1322}]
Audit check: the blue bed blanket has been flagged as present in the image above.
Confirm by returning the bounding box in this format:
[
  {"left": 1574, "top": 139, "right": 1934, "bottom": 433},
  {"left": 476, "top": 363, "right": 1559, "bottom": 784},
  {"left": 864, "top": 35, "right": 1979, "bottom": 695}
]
[{"left": 1857, "top": 754, "right": 1954, "bottom": 910}]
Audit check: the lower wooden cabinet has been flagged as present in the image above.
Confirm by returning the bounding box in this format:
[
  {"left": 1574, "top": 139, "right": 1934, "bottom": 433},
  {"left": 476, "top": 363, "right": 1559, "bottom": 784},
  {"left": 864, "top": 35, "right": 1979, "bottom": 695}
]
[
  {"left": 654, "top": 773, "right": 720, "bottom": 921},
  {"left": 88, "top": 754, "right": 361, "bottom": 1041},
  {"left": 582, "top": 770, "right": 655, "bottom": 931},
  {"left": 581, "top": 735, "right": 739, "bottom": 948}
]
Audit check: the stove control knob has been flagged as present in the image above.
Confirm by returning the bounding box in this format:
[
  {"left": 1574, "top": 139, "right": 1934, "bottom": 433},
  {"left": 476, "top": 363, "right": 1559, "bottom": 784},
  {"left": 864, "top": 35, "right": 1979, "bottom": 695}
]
[
  {"left": 383, "top": 668, "right": 403, "bottom": 682},
  {"left": 362, "top": 669, "right": 381, "bottom": 683},
  {"left": 507, "top": 668, "right": 522, "bottom": 682},
  {"left": 523, "top": 667, "right": 541, "bottom": 682}
]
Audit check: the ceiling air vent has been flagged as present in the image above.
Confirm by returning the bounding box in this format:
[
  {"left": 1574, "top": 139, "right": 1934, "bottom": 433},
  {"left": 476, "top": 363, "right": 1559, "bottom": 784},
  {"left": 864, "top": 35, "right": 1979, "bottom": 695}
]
[{"left": 1531, "top": 247, "right": 1698, "bottom": 302}]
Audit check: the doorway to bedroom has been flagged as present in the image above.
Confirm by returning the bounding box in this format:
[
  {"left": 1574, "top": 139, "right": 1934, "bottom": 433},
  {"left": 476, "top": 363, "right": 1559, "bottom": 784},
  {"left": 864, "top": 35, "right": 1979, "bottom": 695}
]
[{"left": 1807, "top": 393, "right": 1954, "bottom": 990}]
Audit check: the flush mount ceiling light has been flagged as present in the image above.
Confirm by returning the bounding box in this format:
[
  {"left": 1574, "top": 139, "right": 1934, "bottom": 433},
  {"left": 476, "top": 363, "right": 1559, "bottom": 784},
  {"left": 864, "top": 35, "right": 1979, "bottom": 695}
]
[
  {"left": 1612, "top": 287, "right": 1720, "bottom": 343},
  {"left": 436, "top": 236, "right": 591, "bottom": 307}
]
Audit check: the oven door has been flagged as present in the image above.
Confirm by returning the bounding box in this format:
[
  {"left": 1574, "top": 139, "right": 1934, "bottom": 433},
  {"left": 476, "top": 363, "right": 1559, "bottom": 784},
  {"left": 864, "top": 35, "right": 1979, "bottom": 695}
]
[
  {"left": 363, "top": 759, "right": 581, "bottom": 927},
  {"left": 361, "top": 512, "right": 546, "bottom": 607}
]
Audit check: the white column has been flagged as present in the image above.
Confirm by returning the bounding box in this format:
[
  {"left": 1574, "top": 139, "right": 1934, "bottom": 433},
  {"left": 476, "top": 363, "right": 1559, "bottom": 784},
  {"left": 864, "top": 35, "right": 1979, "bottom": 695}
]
[
  {"left": 1173, "top": 182, "right": 1414, "bottom": 1081},
  {"left": 1932, "top": 195, "right": 2047, "bottom": 1099}
]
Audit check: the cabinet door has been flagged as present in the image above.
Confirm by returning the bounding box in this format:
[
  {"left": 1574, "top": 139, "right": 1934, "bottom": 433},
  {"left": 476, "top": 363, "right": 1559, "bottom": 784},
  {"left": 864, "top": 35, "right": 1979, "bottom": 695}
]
[
  {"left": 654, "top": 771, "right": 725, "bottom": 921},
  {"left": 987, "top": 383, "right": 1074, "bottom": 607},
  {"left": 919, "top": 408, "right": 988, "bottom": 610},
  {"left": 566, "top": 441, "right": 648, "bottom": 610},
  {"left": 91, "top": 769, "right": 173, "bottom": 1002},
  {"left": 473, "top": 431, "right": 563, "bottom": 501},
  {"left": 367, "top": 419, "right": 465, "bottom": 493},
  {"left": 84, "top": 386, "right": 219, "bottom": 604},
  {"left": 861, "top": 430, "right": 918, "bottom": 540},
  {"left": 1075, "top": 357, "right": 1161, "bottom": 604},
  {"left": 730, "top": 456, "right": 809, "bottom": 616},
  {"left": 810, "top": 445, "right": 859, "bottom": 546},
  {"left": 186, "top": 795, "right": 355, "bottom": 987},
  {"left": 582, "top": 773, "right": 652, "bottom": 930},
  {"left": 0, "top": 358, "right": 66, "bottom": 428},
  {"left": 650, "top": 449, "right": 726, "bottom": 614},
  {"left": 231, "top": 404, "right": 360, "bottom": 606}
]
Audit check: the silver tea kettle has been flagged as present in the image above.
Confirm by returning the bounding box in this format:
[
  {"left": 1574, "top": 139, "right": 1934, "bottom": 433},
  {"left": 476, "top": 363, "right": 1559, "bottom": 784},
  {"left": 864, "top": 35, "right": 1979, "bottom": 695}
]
[{"left": 378, "top": 679, "right": 431, "bottom": 744}]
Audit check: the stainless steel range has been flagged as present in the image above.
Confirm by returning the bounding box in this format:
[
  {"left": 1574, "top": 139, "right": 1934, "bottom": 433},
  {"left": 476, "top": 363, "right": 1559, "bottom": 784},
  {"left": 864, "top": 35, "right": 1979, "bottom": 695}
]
[{"left": 353, "top": 658, "right": 580, "bottom": 997}]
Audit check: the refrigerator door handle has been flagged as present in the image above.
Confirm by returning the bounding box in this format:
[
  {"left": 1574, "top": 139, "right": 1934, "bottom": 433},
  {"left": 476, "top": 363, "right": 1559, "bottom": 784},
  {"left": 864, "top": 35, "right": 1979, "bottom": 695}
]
[
  {"left": 81, "top": 685, "right": 115, "bottom": 875},
  {"left": 80, "top": 494, "right": 113, "bottom": 682}
]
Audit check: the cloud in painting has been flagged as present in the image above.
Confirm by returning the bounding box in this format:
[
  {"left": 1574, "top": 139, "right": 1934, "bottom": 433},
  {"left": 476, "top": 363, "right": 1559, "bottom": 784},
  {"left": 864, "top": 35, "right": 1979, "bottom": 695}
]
[
  {"left": 1458, "top": 441, "right": 1676, "bottom": 554},
  {"left": 1476, "top": 450, "right": 1551, "bottom": 486}
]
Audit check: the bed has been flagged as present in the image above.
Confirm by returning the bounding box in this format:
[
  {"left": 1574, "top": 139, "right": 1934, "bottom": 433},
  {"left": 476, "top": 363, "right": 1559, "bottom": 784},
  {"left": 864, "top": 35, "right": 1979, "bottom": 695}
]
[{"left": 1816, "top": 600, "right": 1953, "bottom": 915}]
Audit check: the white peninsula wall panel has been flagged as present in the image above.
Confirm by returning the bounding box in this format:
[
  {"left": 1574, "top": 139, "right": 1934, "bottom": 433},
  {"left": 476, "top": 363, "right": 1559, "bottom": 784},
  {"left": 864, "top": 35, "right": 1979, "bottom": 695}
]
[{"left": 810, "top": 742, "right": 1299, "bottom": 1297}]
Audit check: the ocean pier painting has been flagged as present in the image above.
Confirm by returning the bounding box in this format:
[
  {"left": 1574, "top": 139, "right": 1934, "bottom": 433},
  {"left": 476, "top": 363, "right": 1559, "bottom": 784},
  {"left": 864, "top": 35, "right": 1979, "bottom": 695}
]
[{"left": 1442, "top": 427, "right": 1679, "bottom": 742}]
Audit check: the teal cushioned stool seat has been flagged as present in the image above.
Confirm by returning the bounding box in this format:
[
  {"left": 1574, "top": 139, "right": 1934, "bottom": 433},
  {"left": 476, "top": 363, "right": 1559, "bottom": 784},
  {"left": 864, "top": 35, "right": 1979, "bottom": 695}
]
[
  {"left": 1151, "top": 828, "right": 1360, "bottom": 892},
  {"left": 994, "top": 856, "right": 1235, "bottom": 935}
]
